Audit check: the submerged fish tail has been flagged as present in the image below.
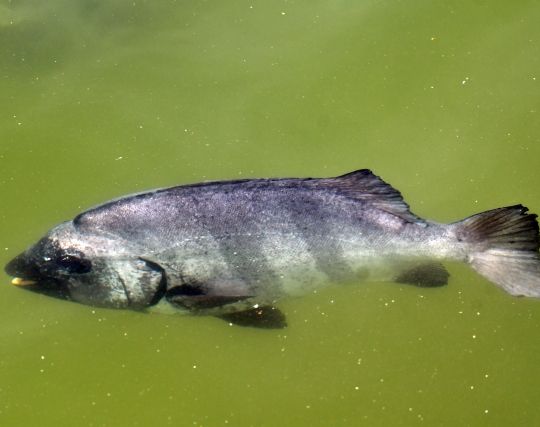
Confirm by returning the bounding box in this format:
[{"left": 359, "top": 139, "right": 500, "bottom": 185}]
[{"left": 455, "top": 205, "right": 540, "bottom": 296}]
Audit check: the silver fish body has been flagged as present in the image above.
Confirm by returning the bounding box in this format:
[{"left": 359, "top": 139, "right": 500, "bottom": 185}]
[{"left": 5, "top": 170, "right": 540, "bottom": 328}]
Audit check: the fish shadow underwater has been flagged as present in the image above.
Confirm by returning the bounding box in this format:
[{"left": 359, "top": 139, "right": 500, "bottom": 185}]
[{"left": 5, "top": 169, "right": 540, "bottom": 328}]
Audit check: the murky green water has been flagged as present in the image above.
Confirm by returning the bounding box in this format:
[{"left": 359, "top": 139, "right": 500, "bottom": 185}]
[{"left": 1, "top": 1, "right": 540, "bottom": 425}]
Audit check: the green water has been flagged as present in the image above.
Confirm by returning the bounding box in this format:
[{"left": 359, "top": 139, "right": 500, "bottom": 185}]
[{"left": 1, "top": 1, "right": 540, "bottom": 425}]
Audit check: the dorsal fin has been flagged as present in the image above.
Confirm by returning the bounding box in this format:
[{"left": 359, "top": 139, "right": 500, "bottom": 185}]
[{"left": 321, "top": 169, "right": 423, "bottom": 224}]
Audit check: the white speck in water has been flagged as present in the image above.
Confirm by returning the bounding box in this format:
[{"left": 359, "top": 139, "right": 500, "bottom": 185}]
[
  {"left": 253, "top": 304, "right": 259, "bottom": 309},
  {"left": 192, "top": 365, "right": 197, "bottom": 369},
  {"left": 115, "top": 156, "right": 124, "bottom": 161},
  {"left": 40, "top": 355, "right": 45, "bottom": 360},
  {"left": 472, "top": 335, "right": 477, "bottom": 339},
  {"left": 484, "top": 409, "right": 489, "bottom": 414},
  {"left": 354, "top": 386, "right": 359, "bottom": 390}
]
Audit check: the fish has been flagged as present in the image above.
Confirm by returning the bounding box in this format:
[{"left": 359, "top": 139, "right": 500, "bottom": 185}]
[{"left": 5, "top": 169, "right": 540, "bottom": 328}]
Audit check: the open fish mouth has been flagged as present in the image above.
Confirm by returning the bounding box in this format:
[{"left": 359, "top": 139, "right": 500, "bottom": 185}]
[
  {"left": 11, "top": 277, "right": 38, "bottom": 286},
  {"left": 9, "top": 276, "right": 71, "bottom": 300},
  {"left": 5, "top": 253, "right": 68, "bottom": 299},
  {"left": 5, "top": 252, "right": 45, "bottom": 282}
]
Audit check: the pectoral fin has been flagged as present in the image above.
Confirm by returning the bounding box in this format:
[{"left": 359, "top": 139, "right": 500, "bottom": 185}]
[
  {"left": 164, "top": 280, "right": 287, "bottom": 328},
  {"left": 166, "top": 284, "right": 250, "bottom": 309},
  {"left": 395, "top": 262, "right": 449, "bottom": 287},
  {"left": 218, "top": 306, "right": 287, "bottom": 329}
]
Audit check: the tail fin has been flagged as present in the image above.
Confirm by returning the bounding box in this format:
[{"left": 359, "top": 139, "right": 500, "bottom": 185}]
[{"left": 456, "top": 205, "right": 540, "bottom": 297}]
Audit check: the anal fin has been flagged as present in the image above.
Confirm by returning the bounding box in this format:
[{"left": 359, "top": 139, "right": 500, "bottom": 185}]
[
  {"left": 395, "top": 262, "right": 449, "bottom": 287},
  {"left": 218, "top": 306, "right": 287, "bottom": 329}
]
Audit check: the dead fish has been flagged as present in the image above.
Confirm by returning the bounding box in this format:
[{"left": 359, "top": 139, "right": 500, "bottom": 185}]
[{"left": 5, "top": 169, "right": 540, "bottom": 328}]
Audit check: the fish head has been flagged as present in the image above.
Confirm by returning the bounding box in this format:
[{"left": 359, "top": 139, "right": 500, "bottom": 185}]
[{"left": 4, "top": 221, "right": 165, "bottom": 309}]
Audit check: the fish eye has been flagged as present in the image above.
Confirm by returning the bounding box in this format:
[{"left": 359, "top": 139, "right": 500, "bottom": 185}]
[{"left": 56, "top": 254, "right": 92, "bottom": 274}]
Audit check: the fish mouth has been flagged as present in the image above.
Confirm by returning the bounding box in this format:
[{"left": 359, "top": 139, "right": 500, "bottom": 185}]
[
  {"left": 8, "top": 276, "right": 70, "bottom": 300},
  {"left": 11, "top": 277, "right": 38, "bottom": 286},
  {"left": 5, "top": 252, "right": 41, "bottom": 280},
  {"left": 5, "top": 253, "right": 70, "bottom": 300}
]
